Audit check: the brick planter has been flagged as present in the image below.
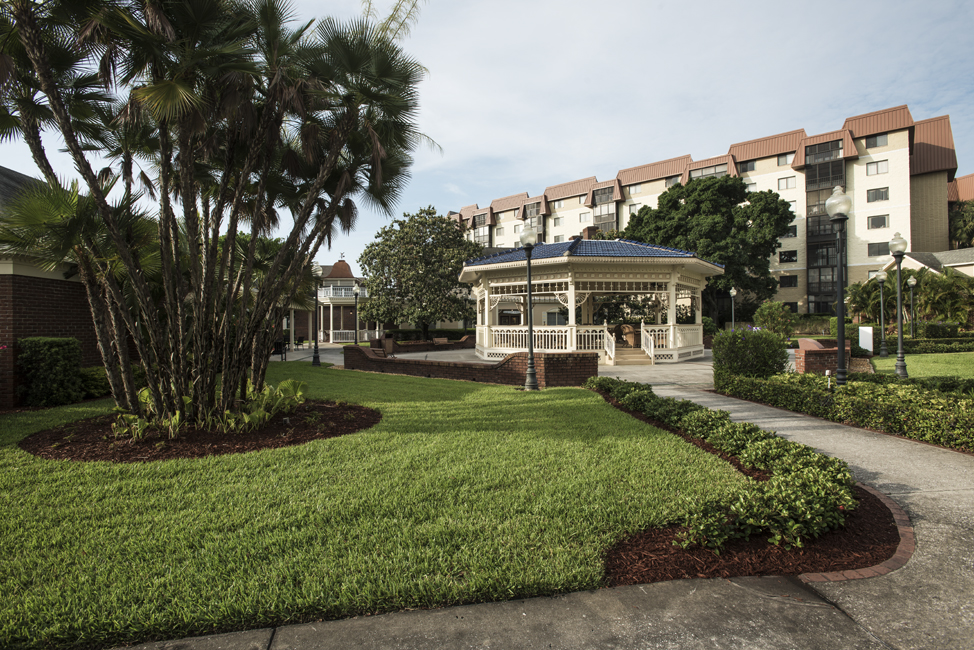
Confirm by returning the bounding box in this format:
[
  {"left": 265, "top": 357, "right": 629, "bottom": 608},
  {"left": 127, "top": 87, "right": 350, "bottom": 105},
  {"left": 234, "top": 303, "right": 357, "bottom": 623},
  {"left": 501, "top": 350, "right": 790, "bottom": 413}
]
[
  {"left": 344, "top": 345, "right": 598, "bottom": 388},
  {"left": 794, "top": 342, "right": 852, "bottom": 376}
]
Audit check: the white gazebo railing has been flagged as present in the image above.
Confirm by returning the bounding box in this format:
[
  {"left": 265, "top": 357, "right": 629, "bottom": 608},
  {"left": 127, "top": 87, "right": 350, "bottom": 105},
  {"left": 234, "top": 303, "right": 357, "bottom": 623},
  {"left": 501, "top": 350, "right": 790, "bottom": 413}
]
[{"left": 474, "top": 323, "right": 704, "bottom": 364}]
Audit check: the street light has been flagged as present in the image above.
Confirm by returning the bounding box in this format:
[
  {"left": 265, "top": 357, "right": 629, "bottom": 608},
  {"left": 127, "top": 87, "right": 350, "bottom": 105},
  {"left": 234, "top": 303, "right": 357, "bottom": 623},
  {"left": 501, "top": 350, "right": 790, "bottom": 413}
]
[
  {"left": 520, "top": 225, "right": 539, "bottom": 391},
  {"left": 729, "top": 287, "right": 738, "bottom": 330},
  {"left": 875, "top": 270, "right": 888, "bottom": 358},
  {"left": 353, "top": 284, "right": 361, "bottom": 346},
  {"left": 908, "top": 275, "right": 917, "bottom": 338},
  {"left": 889, "top": 232, "right": 909, "bottom": 378},
  {"left": 825, "top": 186, "right": 852, "bottom": 385},
  {"left": 312, "top": 264, "right": 322, "bottom": 367}
]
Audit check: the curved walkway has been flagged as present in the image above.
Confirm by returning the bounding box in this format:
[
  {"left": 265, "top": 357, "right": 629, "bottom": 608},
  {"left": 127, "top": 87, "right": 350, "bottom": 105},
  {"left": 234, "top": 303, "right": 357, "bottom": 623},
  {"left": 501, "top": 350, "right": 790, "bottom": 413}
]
[{"left": 130, "top": 354, "right": 974, "bottom": 650}]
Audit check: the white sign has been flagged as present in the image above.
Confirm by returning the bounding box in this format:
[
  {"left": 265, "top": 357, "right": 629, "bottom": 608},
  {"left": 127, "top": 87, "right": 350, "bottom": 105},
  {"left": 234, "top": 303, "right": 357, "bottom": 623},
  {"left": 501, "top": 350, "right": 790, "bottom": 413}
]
[{"left": 859, "top": 326, "right": 874, "bottom": 353}]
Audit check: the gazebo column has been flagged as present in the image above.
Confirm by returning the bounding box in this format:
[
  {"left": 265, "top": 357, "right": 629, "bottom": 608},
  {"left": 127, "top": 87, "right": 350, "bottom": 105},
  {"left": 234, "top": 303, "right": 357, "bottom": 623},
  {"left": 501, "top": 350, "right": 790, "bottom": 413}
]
[
  {"left": 696, "top": 289, "right": 703, "bottom": 325},
  {"left": 567, "top": 283, "right": 576, "bottom": 351},
  {"left": 668, "top": 276, "right": 678, "bottom": 348}
]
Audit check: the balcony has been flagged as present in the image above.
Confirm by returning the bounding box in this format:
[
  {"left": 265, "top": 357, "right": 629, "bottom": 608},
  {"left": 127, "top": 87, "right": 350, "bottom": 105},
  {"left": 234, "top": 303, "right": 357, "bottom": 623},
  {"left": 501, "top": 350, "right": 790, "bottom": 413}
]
[{"left": 318, "top": 286, "right": 368, "bottom": 299}]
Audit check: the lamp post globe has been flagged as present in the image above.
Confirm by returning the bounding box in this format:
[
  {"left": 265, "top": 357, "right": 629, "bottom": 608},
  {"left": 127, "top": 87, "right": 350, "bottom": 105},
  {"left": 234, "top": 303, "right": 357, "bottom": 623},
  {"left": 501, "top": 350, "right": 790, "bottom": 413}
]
[
  {"left": 520, "top": 226, "right": 540, "bottom": 391},
  {"left": 825, "top": 186, "right": 851, "bottom": 385},
  {"left": 311, "top": 264, "right": 323, "bottom": 367},
  {"left": 907, "top": 275, "right": 917, "bottom": 338},
  {"left": 875, "top": 270, "right": 888, "bottom": 358},
  {"left": 889, "top": 232, "right": 909, "bottom": 377},
  {"left": 729, "top": 287, "right": 737, "bottom": 331}
]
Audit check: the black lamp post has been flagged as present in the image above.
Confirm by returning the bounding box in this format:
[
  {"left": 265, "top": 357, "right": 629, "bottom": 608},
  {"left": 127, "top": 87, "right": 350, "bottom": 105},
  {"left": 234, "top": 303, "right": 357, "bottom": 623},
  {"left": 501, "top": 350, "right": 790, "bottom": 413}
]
[
  {"left": 520, "top": 225, "right": 539, "bottom": 391},
  {"left": 353, "top": 285, "right": 360, "bottom": 346},
  {"left": 890, "top": 232, "right": 908, "bottom": 378},
  {"left": 908, "top": 275, "right": 917, "bottom": 339},
  {"left": 876, "top": 270, "right": 888, "bottom": 358},
  {"left": 825, "top": 186, "right": 851, "bottom": 385},
  {"left": 729, "top": 287, "right": 737, "bottom": 330},
  {"left": 312, "top": 264, "right": 322, "bottom": 367}
]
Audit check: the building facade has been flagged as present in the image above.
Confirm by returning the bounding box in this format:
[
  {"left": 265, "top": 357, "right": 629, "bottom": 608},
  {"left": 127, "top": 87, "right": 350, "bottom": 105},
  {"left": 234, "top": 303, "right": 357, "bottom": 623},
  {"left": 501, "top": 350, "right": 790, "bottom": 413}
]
[{"left": 453, "top": 105, "right": 962, "bottom": 315}]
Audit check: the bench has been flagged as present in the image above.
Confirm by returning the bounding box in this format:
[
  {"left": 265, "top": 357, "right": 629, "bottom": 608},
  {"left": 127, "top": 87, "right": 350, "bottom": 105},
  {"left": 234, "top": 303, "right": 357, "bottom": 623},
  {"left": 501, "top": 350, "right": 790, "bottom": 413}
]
[{"left": 433, "top": 337, "right": 449, "bottom": 345}]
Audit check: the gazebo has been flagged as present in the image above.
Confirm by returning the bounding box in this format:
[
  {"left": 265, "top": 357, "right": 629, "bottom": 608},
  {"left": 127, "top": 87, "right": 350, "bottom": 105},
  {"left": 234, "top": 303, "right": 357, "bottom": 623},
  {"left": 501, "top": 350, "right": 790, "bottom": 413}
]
[{"left": 458, "top": 238, "right": 723, "bottom": 365}]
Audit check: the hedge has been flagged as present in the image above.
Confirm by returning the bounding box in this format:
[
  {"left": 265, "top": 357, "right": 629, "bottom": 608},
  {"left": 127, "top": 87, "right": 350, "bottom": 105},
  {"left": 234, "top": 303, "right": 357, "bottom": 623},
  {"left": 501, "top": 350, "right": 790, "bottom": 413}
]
[
  {"left": 714, "top": 372, "right": 974, "bottom": 453},
  {"left": 584, "top": 376, "right": 856, "bottom": 550},
  {"left": 16, "top": 337, "right": 84, "bottom": 407},
  {"left": 382, "top": 328, "right": 472, "bottom": 341}
]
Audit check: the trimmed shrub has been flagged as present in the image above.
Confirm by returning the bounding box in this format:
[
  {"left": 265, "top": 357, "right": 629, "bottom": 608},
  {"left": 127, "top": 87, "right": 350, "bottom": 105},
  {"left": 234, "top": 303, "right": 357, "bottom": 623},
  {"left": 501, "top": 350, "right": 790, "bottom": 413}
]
[
  {"left": 712, "top": 327, "right": 788, "bottom": 380},
  {"left": 829, "top": 316, "right": 854, "bottom": 337},
  {"left": 918, "top": 321, "right": 960, "bottom": 339},
  {"left": 702, "top": 316, "right": 719, "bottom": 336},
  {"left": 16, "top": 337, "right": 84, "bottom": 407},
  {"left": 79, "top": 367, "right": 112, "bottom": 398},
  {"left": 753, "top": 301, "right": 798, "bottom": 338},
  {"left": 384, "top": 328, "right": 471, "bottom": 342}
]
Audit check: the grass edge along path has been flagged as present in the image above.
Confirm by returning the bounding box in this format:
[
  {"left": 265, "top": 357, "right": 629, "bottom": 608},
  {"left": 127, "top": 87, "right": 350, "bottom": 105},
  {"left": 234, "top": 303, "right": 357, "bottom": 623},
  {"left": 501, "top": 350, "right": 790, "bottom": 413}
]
[{"left": 1, "top": 367, "right": 747, "bottom": 650}]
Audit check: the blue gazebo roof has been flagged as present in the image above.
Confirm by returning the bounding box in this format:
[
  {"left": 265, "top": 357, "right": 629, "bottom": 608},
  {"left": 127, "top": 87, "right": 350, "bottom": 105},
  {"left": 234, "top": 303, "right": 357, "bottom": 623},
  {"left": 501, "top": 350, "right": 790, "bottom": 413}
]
[{"left": 465, "top": 238, "right": 722, "bottom": 267}]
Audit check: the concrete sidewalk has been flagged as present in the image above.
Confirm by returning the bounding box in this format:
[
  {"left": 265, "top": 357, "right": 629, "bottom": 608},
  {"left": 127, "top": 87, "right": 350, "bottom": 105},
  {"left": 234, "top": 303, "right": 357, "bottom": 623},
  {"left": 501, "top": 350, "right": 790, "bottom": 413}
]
[{"left": 129, "top": 354, "right": 974, "bottom": 650}]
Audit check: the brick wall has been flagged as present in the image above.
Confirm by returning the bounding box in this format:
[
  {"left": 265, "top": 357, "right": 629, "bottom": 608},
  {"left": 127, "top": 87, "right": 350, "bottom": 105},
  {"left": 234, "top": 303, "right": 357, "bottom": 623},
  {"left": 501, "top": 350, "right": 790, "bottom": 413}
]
[
  {"left": 343, "top": 345, "right": 599, "bottom": 388},
  {"left": 0, "top": 274, "right": 101, "bottom": 409},
  {"left": 794, "top": 344, "right": 851, "bottom": 376}
]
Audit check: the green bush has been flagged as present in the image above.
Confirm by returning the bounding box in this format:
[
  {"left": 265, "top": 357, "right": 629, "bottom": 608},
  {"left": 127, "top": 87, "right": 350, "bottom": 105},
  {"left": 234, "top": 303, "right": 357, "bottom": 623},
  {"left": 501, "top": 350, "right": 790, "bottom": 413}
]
[
  {"left": 753, "top": 301, "right": 798, "bottom": 338},
  {"left": 384, "top": 328, "right": 471, "bottom": 342},
  {"left": 716, "top": 372, "right": 974, "bottom": 452},
  {"left": 16, "top": 337, "right": 84, "bottom": 407},
  {"left": 918, "top": 321, "right": 960, "bottom": 339},
  {"left": 78, "top": 364, "right": 149, "bottom": 399},
  {"left": 702, "top": 316, "right": 719, "bottom": 336},
  {"left": 712, "top": 327, "right": 788, "bottom": 380},
  {"left": 585, "top": 375, "right": 857, "bottom": 550},
  {"left": 829, "top": 316, "right": 854, "bottom": 337},
  {"left": 904, "top": 339, "right": 974, "bottom": 354}
]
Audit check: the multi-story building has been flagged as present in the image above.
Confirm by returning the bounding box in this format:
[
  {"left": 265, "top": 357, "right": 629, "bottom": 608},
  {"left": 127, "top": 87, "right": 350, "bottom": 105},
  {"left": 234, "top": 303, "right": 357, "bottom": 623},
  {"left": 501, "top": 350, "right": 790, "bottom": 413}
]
[{"left": 452, "top": 105, "right": 961, "bottom": 315}]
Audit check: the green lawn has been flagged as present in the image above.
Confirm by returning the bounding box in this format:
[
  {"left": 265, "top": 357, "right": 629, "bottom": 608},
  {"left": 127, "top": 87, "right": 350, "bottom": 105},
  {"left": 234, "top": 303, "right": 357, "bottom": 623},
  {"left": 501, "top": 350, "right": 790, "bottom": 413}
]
[
  {"left": 871, "top": 351, "right": 974, "bottom": 377},
  {"left": 0, "top": 367, "right": 746, "bottom": 649}
]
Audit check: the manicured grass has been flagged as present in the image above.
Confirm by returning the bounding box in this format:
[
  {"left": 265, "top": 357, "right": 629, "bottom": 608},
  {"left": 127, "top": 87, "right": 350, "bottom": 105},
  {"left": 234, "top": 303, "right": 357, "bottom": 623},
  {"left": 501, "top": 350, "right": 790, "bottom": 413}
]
[
  {"left": 871, "top": 351, "right": 974, "bottom": 378},
  {"left": 0, "top": 369, "right": 746, "bottom": 649}
]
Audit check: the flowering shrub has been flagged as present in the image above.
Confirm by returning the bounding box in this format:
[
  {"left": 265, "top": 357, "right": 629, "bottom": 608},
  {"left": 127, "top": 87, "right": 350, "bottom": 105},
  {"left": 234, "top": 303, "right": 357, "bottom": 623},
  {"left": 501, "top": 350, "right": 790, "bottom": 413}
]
[{"left": 712, "top": 326, "right": 788, "bottom": 380}]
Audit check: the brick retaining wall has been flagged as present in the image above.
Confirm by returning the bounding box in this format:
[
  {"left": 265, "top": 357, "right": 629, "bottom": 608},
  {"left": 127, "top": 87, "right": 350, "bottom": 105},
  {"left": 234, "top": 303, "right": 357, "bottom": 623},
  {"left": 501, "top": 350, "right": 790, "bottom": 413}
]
[
  {"left": 371, "top": 335, "right": 476, "bottom": 355},
  {"left": 343, "top": 345, "right": 598, "bottom": 388},
  {"left": 795, "top": 343, "right": 852, "bottom": 376}
]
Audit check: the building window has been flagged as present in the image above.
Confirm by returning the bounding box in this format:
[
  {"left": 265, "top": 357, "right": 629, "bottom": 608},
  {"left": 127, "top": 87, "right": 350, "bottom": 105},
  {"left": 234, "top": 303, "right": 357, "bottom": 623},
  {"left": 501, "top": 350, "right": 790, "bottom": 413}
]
[
  {"left": 778, "top": 152, "right": 795, "bottom": 166},
  {"left": 737, "top": 161, "right": 756, "bottom": 173},
  {"left": 629, "top": 184, "right": 642, "bottom": 195},
  {"left": 788, "top": 200, "right": 797, "bottom": 213},
  {"left": 552, "top": 199, "right": 564, "bottom": 209},
  {"left": 629, "top": 204, "right": 641, "bottom": 215},
  {"left": 545, "top": 310, "right": 567, "bottom": 326},
  {"left": 779, "top": 250, "right": 798, "bottom": 263},
  {"left": 783, "top": 302, "right": 799, "bottom": 313},
  {"left": 805, "top": 160, "right": 844, "bottom": 191},
  {"left": 579, "top": 212, "right": 590, "bottom": 223},
  {"left": 808, "top": 242, "right": 836, "bottom": 268},
  {"left": 746, "top": 182, "right": 757, "bottom": 192},
  {"left": 867, "top": 187, "right": 889, "bottom": 202},
  {"left": 495, "top": 227, "right": 504, "bottom": 237},
  {"left": 665, "top": 175, "right": 681, "bottom": 188},
  {"left": 553, "top": 235, "right": 565, "bottom": 243},
  {"left": 779, "top": 275, "right": 798, "bottom": 288},
  {"left": 689, "top": 163, "right": 728, "bottom": 180},
  {"left": 782, "top": 225, "right": 798, "bottom": 238},
  {"left": 778, "top": 176, "right": 796, "bottom": 190},
  {"left": 473, "top": 214, "right": 490, "bottom": 245},
  {"left": 865, "top": 133, "right": 888, "bottom": 148},
  {"left": 866, "top": 160, "right": 889, "bottom": 176},
  {"left": 593, "top": 187, "right": 616, "bottom": 230},
  {"left": 867, "top": 215, "right": 889, "bottom": 229},
  {"left": 805, "top": 140, "right": 843, "bottom": 164},
  {"left": 553, "top": 216, "right": 564, "bottom": 227},
  {"left": 524, "top": 202, "right": 541, "bottom": 219},
  {"left": 579, "top": 195, "right": 586, "bottom": 204},
  {"left": 514, "top": 224, "right": 521, "bottom": 233},
  {"left": 868, "top": 242, "right": 891, "bottom": 257},
  {"left": 807, "top": 267, "right": 836, "bottom": 294}
]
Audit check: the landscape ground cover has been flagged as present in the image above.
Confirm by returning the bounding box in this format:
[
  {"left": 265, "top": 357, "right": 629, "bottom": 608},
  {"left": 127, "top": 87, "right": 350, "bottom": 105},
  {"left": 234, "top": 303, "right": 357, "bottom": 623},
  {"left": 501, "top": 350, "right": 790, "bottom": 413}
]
[
  {"left": 0, "top": 366, "right": 746, "bottom": 649},
  {"left": 871, "top": 351, "right": 974, "bottom": 377}
]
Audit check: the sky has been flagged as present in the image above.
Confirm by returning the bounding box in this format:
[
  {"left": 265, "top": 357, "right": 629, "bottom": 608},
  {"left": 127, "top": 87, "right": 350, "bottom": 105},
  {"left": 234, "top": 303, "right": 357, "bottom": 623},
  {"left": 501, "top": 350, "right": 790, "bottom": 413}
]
[{"left": 5, "top": 0, "right": 974, "bottom": 276}]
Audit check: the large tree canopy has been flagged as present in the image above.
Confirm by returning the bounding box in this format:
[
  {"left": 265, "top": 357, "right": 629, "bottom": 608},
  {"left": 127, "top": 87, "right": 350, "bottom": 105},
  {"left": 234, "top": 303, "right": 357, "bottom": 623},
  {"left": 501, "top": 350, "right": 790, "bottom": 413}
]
[
  {"left": 358, "top": 206, "right": 483, "bottom": 339},
  {"left": 0, "top": 0, "right": 425, "bottom": 427},
  {"left": 622, "top": 175, "right": 794, "bottom": 319}
]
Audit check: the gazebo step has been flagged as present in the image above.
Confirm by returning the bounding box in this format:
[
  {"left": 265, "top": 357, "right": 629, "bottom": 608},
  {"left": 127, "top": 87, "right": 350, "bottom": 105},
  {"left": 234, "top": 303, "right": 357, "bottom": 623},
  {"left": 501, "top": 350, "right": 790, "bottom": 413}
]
[{"left": 612, "top": 348, "right": 653, "bottom": 365}]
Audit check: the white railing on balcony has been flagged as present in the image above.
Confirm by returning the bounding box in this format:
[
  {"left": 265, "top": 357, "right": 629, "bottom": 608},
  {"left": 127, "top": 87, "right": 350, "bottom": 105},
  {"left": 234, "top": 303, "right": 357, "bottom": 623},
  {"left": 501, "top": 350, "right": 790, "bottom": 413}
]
[
  {"left": 318, "top": 286, "right": 368, "bottom": 299},
  {"left": 575, "top": 326, "right": 605, "bottom": 351},
  {"left": 676, "top": 325, "right": 702, "bottom": 348}
]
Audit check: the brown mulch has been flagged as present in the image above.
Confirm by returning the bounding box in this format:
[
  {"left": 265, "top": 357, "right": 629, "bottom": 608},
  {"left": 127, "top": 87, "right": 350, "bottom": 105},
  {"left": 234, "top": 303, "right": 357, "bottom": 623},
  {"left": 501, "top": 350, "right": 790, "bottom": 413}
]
[
  {"left": 17, "top": 399, "right": 382, "bottom": 463},
  {"left": 595, "top": 391, "right": 901, "bottom": 584}
]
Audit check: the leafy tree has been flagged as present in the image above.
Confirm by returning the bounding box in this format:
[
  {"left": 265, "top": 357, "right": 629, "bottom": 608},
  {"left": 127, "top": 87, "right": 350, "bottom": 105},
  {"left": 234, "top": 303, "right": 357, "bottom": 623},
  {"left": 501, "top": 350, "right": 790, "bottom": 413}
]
[
  {"left": 949, "top": 200, "right": 974, "bottom": 249},
  {"left": 1, "top": 0, "right": 425, "bottom": 426},
  {"left": 622, "top": 176, "right": 794, "bottom": 320},
  {"left": 753, "top": 300, "right": 798, "bottom": 338},
  {"left": 359, "top": 207, "right": 483, "bottom": 340}
]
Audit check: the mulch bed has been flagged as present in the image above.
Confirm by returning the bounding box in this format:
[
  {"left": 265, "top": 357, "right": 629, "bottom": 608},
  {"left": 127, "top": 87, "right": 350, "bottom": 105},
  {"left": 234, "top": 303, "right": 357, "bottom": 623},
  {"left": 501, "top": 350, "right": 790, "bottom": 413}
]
[
  {"left": 595, "top": 391, "right": 901, "bottom": 585},
  {"left": 17, "top": 399, "right": 382, "bottom": 463}
]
